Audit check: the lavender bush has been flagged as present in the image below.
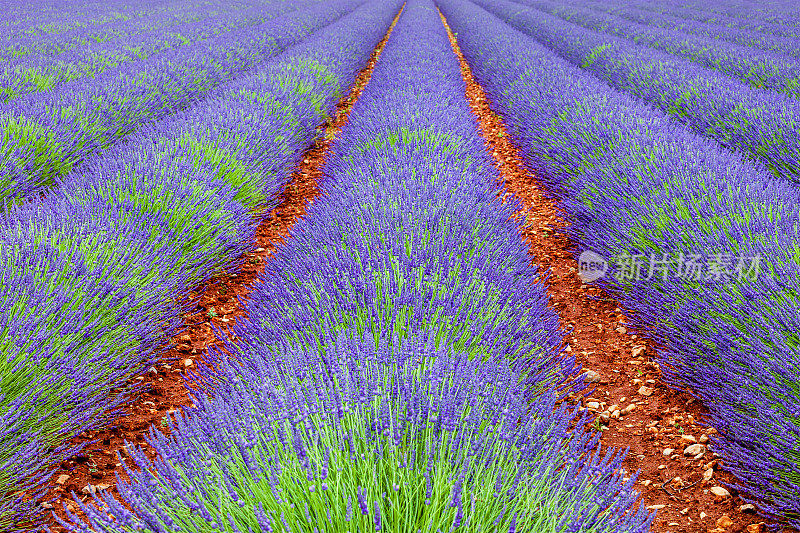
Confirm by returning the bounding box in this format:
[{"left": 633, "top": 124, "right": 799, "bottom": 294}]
[
  {"left": 438, "top": 0, "right": 800, "bottom": 526},
  {"left": 612, "top": 0, "right": 800, "bottom": 39},
  {"left": 0, "top": 1, "right": 147, "bottom": 51},
  {"left": 0, "top": 0, "right": 359, "bottom": 202},
  {"left": 0, "top": 0, "right": 294, "bottom": 102},
  {"left": 238, "top": 0, "right": 571, "bottom": 393},
  {"left": 0, "top": 0, "right": 248, "bottom": 61},
  {"left": 472, "top": 0, "right": 800, "bottom": 183},
  {"left": 61, "top": 335, "right": 652, "bottom": 533},
  {"left": 574, "top": 0, "right": 800, "bottom": 60},
  {"left": 611, "top": 0, "right": 800, "bottom": 37},
  {"left": 510, "top": 0, "right": 800, "bottom": 97},
  {"left": 0, "top": 198, "right": 192, "bottom": 532}
]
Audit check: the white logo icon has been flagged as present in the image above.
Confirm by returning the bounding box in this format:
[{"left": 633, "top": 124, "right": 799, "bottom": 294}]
[{"left": 578, "top": 250, "right": 607, "bottom": 282}]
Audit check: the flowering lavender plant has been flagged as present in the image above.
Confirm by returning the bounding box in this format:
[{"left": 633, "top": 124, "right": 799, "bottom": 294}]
[
  {"left": 0, "top": 0, "right": 362, "bottom": 202},
  {"left": 60, "top": 335, "right": 653, "bottom": 533},
  {"left": 0, "top": 0, "right": 291, "bottom": 102},
  {"left": 513, "top": 0, "right": 800, "bottom": 97},
  {"left": 582, "top": 0, "right": 800, "bottom": 59},
  {"left": 231, "top": 0, "right": 575, "bottom": 402},
  {"left": 0, "top": 198, "right": 192, "bottom": 532},
  {"left": 475, "top": 0, "right": 800, "bottom": 183}
]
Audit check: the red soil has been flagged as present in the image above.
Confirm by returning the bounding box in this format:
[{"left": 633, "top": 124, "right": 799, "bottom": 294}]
[
  {"left": 442, "top": 11, "right": 786, "bottom": 533},
  {"left": 32, "top": 10, "right": 403, "bottom": 531}
]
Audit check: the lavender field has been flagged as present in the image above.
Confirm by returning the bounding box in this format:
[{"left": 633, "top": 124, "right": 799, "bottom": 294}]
[{"left": 1, "top": 0, "right": 798, "bottom": 532}]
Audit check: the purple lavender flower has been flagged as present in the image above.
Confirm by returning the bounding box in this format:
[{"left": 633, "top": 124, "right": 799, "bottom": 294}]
[
  {"left": 357, "top": 486, "right": 369, "bottom": 516},
  {"left": 373, "top": 500, "right": 382, "bottom": 531}
]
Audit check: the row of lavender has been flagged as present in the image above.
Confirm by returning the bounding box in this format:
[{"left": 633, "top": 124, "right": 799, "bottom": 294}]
[
  {"left": 0, "top": 2, "right": 405, "bottom": 529},
  {"left": 575, "top": 0, "right": 800, "bottom": 60},
  {"left": 0, "top": 0, "right": 298, "bottom": 102},
  {"left": 509, "top": 0, "right": 800, "bottom": 97},
  {"left": 0, "top": 0, "right": 265, "bottom": 61},
  {"left": 439, "top": 0, "right": 800, "bottom": 527},
  {"left": 597, "top": 0, "right": 800, "bottom": 40},
  {"left": 0, "top": 1, "right": 152, "bottom": 49},
  {"left": 473, "top": 0, "right": 800, "bottom": 184},
  {"left": 0, "top": 0, "right": 333, "bottom": 202},
  {"left": 56, "top": 1, "right": 654, "bottom": 531}
]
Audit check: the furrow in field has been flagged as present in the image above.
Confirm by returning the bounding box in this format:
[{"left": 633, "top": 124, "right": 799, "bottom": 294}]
[
  {"left": 438, "top": 0, "right": 800, "bottom": 529},
  {"left": 4, "top": 3, "right": 402, "bottom": 530},
  {"left": 442, "top": 11, "right": 775, "bottom": 533},
  {"left": 38, "top": 9, "right": 403, "bottom": 532}
]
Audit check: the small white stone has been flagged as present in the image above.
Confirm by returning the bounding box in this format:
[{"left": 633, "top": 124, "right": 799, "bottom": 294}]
[
  {"left": 683, "top": 443, "right": 706, "bottom": 456},
  {"left": 709, "top": 486, "right": 730, "bottom": 498},
  {"left": 583, "top": 370, "right": 602, "bottom": 383}
]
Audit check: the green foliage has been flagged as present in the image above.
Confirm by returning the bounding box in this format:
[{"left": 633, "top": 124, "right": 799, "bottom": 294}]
[
  {"left": 168, "top": 412, "right": 576, "bottom": 533},
  {"left": 1, "top": 67, "right": 57, "bottom": 101},
  {"left": 0, "top": 240, "right": 152, "bottom": 498},
  {"left": 581, "top": 43, "right": 611, "bottom": 68},
  {"left": 354, "top": 127, "right": 475, "bottom": 172},
  {"left": 0, "top": 114, "right": 72, "bottom": 198},
  {"left": 66, "top": 163, "right": 245, "bottom": 276},
  {"left": 124, "top": 355, "right": 619, "bottom": 533},
  {"left": 272, "top": 58, "right": 342, "bottom": 123},
  {"left": 176, "top": 131, "right": 270, "bottom": 211}
]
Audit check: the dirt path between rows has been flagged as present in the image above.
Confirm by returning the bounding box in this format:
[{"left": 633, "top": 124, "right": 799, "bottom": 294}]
[
  {"left": 33, "top": 10, "right": 403, "bottom": 531},
  {"left": 440, "top": 10, "right": 781, "bottom": 533}
]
